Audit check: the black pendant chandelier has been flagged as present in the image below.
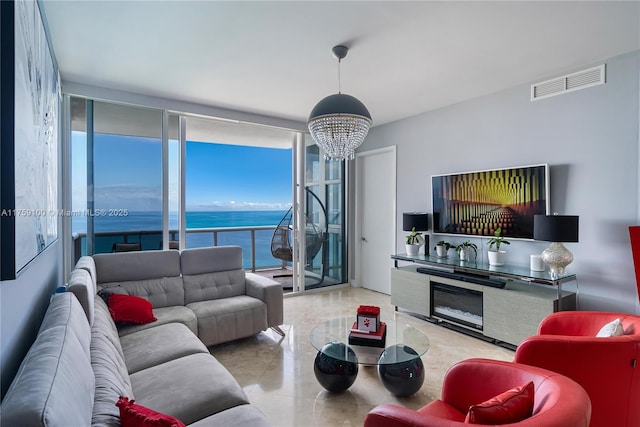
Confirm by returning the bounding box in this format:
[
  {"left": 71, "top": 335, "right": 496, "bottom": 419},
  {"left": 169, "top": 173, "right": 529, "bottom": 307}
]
[{"left": 308, "top": 45, "right": 372, "bottom": 161}]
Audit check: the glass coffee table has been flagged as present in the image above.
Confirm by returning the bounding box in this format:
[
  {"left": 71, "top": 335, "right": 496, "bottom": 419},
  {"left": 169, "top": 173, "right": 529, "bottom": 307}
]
[{"left": 310, "top": 316, "right": 430, "bottom": 396}]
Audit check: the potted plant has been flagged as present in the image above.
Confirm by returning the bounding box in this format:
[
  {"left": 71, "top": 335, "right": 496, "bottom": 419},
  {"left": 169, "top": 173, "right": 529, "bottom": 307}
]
[
  {"left": 487, "top": 227, "right": 511, "bottom": 266},
  {"left": 456, "top": 240, "right": 478, "bottom": 262},
  {"left": 405, "top": 227, "right": 425, "bottom": 256},
  {"left": 433, "top": 240, "right": 454, "bottom": 258}
]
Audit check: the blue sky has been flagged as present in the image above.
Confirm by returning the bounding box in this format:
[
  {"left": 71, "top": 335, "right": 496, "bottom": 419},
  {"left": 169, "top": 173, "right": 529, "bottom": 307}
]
[
  {"left": 186, "top": 141, "right": 292, "bottom": 211},
  {"left": 72, "top": 132, "right": 293, "bottom": 211}
]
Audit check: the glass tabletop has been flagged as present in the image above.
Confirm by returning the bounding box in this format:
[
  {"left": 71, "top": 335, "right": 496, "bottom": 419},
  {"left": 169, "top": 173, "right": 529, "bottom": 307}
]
[
  {"left": 309, "top": 316, "right": 430, "bottom": 365},
  {"left": 392, "top": 253, "right": 576, "bottom": 283}
]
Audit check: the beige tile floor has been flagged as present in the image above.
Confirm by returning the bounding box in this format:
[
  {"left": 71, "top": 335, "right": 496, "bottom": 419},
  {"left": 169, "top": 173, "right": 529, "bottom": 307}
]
[{"left": 210, "top": 287, "right": 514, "bottom": 426}]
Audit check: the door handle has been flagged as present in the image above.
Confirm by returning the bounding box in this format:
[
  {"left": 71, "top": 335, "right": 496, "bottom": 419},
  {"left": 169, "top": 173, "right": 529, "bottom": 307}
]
[{"left": 361, "top": 237, "right": 367, "bottom": 242}]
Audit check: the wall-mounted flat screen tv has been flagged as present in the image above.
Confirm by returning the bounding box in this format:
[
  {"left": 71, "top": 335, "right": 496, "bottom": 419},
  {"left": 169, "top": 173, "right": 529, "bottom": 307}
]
[{"left": 432, "top": 164, "right": 549, "bottom": 240}]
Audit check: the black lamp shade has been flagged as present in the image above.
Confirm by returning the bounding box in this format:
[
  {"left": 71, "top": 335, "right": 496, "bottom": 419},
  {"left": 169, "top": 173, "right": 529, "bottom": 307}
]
[
  {"left": 308, "top": 93, "right": 372, "bottom": 121},
  {"left": 403, "top": 213, "right": 429, "bottom": 232},
  {"left": 534, "top": 215, "right": 579, "bottom": 242}
]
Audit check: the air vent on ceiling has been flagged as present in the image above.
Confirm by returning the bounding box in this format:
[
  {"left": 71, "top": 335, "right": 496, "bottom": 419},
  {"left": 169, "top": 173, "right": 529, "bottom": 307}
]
[{"left": 531, "top": 64, "right": 605, "bottom": 101}]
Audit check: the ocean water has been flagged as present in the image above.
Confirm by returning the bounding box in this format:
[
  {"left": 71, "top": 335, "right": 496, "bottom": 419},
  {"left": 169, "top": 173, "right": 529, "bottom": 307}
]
[{"left": 73, "top": 210, "right": 290, "bottom": 268}]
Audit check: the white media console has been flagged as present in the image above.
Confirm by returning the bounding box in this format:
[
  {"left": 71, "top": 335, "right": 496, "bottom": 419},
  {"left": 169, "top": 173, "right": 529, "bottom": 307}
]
[{"left": 391, "top": 254, "right": 577, "bottom": 348}]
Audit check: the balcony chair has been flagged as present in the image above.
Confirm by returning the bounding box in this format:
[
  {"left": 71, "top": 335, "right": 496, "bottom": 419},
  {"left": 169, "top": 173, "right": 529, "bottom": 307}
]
[
  {"left": 111, "top": 242, "right": 141, "bottom": 252},
  {"left": 514, "top": 311, "right": 640, "bottom": 427},
  {"left": 270, "top": 188, "right": 328, "bottom": 285},
  {"left": 364, "top": 358, "right": 591, "bottom": 427}
]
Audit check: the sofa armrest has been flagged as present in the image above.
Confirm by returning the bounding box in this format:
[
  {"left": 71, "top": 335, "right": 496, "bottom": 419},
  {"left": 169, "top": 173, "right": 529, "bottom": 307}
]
[{"left": 245, "top": 273, "right": 283, "bottom": 327}]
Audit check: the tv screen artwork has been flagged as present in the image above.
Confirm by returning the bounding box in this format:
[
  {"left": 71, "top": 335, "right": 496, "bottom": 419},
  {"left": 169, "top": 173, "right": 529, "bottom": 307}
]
[{"left": 432, "top": 164, "right": 549, "bottom": 240}]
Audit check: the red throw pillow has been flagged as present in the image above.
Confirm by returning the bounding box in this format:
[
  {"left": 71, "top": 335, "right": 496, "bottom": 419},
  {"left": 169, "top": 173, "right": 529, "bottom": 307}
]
[
  {"left": 116, "top": 396, "right": 185, "bottom": 427},
  {"left": 465, "top": 381, "right": 535, "bottom": 424},
  {"left": 108, "top": 294, "right": 157, "bottom": 325}
]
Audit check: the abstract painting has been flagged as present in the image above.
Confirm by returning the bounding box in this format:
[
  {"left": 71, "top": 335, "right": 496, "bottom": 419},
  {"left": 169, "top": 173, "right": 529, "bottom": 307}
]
[
  {"left": 13, "top": 0, "right": 60, "bottom": 273},
  {"left": 432, "top": 164, "right": 549, "bottom": 239}
]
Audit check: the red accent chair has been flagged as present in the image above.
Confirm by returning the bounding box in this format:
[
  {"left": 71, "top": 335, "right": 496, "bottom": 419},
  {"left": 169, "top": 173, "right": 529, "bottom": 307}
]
[
  {"left": 514, "top": 311, "right": 640, "bottom": 427},
  {"left": 363, "top": 358, "right": 591, "bottom": 427}
]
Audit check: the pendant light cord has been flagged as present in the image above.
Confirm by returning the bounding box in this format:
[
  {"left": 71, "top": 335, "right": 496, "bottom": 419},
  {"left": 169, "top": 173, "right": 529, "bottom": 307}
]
[{"left": 337, "top": 58, "right": 342, "bottom": 94}]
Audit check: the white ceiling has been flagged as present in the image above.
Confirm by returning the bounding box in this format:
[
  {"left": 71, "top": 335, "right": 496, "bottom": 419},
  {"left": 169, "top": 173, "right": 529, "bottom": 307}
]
[{"left": 43, "top": 1, "right": 640, "bottom": 129}]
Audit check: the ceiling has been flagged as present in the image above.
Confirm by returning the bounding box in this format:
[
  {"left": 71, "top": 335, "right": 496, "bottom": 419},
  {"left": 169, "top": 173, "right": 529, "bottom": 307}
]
[{"left": 42, "top": 1, "right": 639, "bottom": 129}]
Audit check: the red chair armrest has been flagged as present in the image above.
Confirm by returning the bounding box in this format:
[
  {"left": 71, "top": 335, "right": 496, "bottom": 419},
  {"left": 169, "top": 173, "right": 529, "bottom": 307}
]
[
  {"left": 364, "top": 403, "right": 472, "bottom": 427},
  {"left": 515, "top": 335, "right": 640, "bottom": 427},
  {"left": 363, "top": 404, "right": 435, "bottom": 427}
]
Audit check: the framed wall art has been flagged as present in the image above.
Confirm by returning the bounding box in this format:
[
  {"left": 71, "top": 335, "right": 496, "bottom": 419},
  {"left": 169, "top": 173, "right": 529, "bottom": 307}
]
[
  {"left": 1, "top": 0, "right": 60, "bottom": 279},
  {"left": 432, "top": 164, "right": 549, "bottom": 240}
]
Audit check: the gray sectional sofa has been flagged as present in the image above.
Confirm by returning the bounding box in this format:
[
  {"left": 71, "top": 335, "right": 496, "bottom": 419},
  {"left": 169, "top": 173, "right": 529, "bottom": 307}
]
[{"left": 1, "top": 246, "right": 283, "bottom": 426}]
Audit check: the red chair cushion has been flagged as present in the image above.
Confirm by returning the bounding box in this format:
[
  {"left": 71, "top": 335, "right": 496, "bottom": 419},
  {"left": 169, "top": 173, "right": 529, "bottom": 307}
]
[{"left": 464, "top": 381, "right": 534, "bottom": 424}]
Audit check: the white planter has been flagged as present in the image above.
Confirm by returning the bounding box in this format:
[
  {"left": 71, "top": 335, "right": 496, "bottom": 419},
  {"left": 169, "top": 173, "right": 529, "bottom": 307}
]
[
  {"left": 435, "top": 246, "right": 448, "bottom": 258},
  {"left": 487, "top": 250, "right": 506, "bottom": 266},
  {"left": 458, "top": 248, "right": 472, "bottom": 261},
  {"left": 406, "top": 244, "right": 421, "bottom": 256}
]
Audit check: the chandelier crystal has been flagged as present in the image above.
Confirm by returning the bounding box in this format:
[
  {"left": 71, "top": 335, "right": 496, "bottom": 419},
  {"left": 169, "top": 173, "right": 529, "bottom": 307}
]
[{"left": 308, "top": 45, "right": 372, "bottom": 161}]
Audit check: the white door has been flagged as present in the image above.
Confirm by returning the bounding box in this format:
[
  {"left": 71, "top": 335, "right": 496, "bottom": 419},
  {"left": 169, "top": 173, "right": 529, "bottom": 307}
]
[{"left": 356, "top": 146, "right": 396, "bottom": 294}]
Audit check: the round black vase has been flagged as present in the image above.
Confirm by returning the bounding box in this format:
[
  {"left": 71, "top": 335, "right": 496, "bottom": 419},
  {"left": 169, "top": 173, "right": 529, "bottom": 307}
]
[
  {"left": 313, "top": 342, "right": 358, "bottom": 392},
  {"left": 377, "top": 344, "right": 424, "bottom": 397}
]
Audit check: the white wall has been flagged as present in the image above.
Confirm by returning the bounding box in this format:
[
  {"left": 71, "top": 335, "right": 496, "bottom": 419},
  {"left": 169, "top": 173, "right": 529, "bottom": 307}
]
[{"left": 362, "top": 50, "right": 640, "bottom": 313}]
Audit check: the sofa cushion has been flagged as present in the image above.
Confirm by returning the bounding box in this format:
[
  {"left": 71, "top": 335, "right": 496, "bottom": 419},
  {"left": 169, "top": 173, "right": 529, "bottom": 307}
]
[
  {"left": 464, "top": 381, "right": 535, "bottom": 424},
  {"left": 37, "top": 290, "right": 92, "bottom": 359},
  {"left": 108, "top": 293, "right": 158, "bottom": 325},
  {"left": 92, "top": 296, "right": 135, "bottom": 427},
  {"left": 94, "top": 251, "right": 184, "bottom": 308},
  {"left": 117, "top": 396, "right": 186, "bottom": 427},
  {"left": 120, "top": 323, "right": 209, "bottom": 374},
  {"left": 181, "top": 246, "right": 248, "bottom": 303},
  {"left": 94, "top": 250, "right": 181, "bottom": 283},
  {"left": 0, "top": 293, "right": 94, "bottom": 427},
  {"left": 75, "top": 255, "right": 98, "bottom": 288},
  {"left": 180, "top": 246, "right": 243, "bottom": 275},
  {"left": 101, "top": 277, "right": 185, "bottom": 308},
  {"left": 117, "top": 305, "right": 198, "bottom": 337},
  {"left": 67, "top": 267, "right": 97, "bottom": 326},
  {"left": 187, "top": 295, "right": 268, "bottom": 346},
  {"left": 188, "top": 404, "right": 272, "bottom": 427},
  {"left": 183, "top": 270, "right": 247, "bottom": 304},
  {"left": 130, "top": 353, "right": 249, "bottom": 425}
]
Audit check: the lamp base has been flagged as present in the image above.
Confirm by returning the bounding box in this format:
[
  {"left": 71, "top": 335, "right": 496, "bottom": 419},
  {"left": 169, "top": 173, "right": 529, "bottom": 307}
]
[{"left": 541, "top": 242, "right": 573, "bottom": 279}]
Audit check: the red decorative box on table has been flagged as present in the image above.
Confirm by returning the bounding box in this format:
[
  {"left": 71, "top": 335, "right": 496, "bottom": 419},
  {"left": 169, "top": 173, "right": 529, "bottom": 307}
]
[{"left": 349, "top": 305, "right": 386, "bottom": 348}]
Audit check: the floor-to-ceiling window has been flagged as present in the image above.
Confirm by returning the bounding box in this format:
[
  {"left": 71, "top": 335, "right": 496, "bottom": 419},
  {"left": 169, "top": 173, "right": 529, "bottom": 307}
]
[
  {"left": 66, "top": 96, "right": 347, "bottom": 292},
  {"left": 70, "top": 98, "right": 163, "bottom": 259}
]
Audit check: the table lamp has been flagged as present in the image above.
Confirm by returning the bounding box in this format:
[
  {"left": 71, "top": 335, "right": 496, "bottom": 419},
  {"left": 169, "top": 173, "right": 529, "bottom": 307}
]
[
  {"left": 533, "top": 214, "right": 579, "bottom": 278},
  {"left": 403, "top": 212, "right": 429, "bottom": 255}
]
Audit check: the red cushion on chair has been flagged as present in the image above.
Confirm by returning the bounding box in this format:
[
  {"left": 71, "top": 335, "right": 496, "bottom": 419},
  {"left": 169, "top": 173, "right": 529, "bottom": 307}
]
[
  {"left": 465, "top": 381, "right": 534, "bottom": 424},
  {"left": 108, "top": 294, "right": 157, "bottom": 324},
  {"left": 116, "top": 396, "right": 185, "bottom": 427}
]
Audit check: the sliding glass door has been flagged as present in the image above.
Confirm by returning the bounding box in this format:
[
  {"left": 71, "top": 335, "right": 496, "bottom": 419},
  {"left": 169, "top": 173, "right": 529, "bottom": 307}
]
[{"left": 299, "top": 135, "right": 347, "bottom": 290}]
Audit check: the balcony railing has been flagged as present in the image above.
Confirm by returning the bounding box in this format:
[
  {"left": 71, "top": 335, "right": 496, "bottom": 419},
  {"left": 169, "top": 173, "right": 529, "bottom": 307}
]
[{"left": 72, "top": 225, "right": 286, "bottom": 272}]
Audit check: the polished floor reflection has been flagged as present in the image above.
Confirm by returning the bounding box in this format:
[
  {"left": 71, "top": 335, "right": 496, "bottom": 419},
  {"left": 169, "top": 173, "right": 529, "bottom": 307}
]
[{"left": 209, "top": 287, "right": 514, "bottom": 426}]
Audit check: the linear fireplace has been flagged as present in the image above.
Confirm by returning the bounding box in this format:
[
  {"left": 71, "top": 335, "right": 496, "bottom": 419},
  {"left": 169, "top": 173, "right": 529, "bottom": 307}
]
[{"left": 431, "top": 282, "right": 483, "bottom": 330}]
